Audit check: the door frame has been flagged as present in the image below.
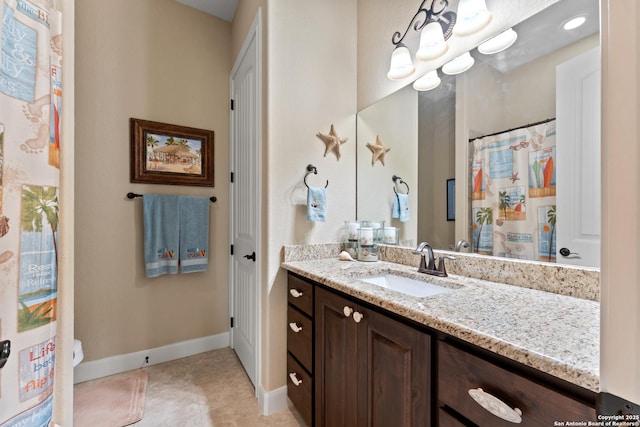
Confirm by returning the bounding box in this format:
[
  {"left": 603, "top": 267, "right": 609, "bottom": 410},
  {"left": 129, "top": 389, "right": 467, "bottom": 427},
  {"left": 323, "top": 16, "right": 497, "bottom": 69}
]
[{"left": 229, "top": 7, "right": 262, "bottom": 394}]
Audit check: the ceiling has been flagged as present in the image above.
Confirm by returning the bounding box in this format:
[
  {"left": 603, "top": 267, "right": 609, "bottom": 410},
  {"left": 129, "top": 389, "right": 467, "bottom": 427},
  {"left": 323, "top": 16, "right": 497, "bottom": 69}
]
[
  {"left": 175, "top": 0, "right": 238, "bottom": 22},
  {"left": 474, "top": 0, "right": 600, "bottom": 74}
]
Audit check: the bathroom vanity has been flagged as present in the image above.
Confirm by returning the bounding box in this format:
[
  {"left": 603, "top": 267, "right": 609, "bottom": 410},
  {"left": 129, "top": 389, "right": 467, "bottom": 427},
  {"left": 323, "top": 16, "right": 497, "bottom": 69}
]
[{"left": 282, "top": 249, "right": 599, "bottom": 426}]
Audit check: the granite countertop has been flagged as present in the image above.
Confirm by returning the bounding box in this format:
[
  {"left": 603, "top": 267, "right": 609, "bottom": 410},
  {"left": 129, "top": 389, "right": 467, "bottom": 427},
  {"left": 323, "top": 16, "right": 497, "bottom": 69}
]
[{"left": 281, "top": 257, "right": 600, "bottom": 392}]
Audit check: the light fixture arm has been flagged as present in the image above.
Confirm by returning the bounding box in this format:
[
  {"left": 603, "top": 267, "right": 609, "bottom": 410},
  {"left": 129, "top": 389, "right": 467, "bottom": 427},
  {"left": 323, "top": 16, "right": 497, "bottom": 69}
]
[{"left": 391, "top": 0, "right": 456, "bottom": 46}]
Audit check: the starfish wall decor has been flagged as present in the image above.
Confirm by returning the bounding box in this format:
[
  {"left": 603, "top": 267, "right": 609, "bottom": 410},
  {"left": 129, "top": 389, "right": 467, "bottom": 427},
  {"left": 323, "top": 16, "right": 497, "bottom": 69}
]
[
  {"left": 366, "top": 135, "right": 391, "bottom": 166},
  {"left": 316, "top": 124, "right": 348, "bottom": 160}
]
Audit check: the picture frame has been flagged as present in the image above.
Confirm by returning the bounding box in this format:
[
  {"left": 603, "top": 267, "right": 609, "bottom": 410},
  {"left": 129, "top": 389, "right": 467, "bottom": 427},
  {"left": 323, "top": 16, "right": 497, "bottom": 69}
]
[
  {"left": 447, "top": 178, "right": 455, "bottom": 221},
  {"left": 130, "top": 118, "right": 214, "bottom": 187}
]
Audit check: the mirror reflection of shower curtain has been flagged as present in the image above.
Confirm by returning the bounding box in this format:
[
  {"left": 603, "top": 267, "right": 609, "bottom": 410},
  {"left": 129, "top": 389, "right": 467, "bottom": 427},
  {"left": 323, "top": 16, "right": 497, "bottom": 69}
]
[
  {"left": 470, "top": 120, "right": 556, "bottom": 262},
  {"left": 0, "top": 1, "right": 63, "bottom": 425}
]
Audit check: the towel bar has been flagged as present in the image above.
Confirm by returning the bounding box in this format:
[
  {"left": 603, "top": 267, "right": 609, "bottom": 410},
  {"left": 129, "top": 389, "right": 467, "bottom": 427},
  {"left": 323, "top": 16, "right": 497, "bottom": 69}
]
[{"left": 126, "top": 192, "right": 217, "bottom": 203}]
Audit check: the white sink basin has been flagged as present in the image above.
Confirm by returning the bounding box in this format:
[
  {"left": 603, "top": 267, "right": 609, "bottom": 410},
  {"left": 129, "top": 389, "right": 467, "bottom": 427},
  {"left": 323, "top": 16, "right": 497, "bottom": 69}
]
[{"left": 359, "top": 274, "right": 455, "bottom": 298}]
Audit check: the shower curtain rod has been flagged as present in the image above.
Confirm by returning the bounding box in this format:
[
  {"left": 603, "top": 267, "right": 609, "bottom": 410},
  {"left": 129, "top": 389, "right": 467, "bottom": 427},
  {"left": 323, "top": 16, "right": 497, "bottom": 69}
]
[
  {"left": 468, "top": 117, "right": 556, "bottom": 143},
  {"left": 126, "top": 192, "right": 217, "bottom": 203}
]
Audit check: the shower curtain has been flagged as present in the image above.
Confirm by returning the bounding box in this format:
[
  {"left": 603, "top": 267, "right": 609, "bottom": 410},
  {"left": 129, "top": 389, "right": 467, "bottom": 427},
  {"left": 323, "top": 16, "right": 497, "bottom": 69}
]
[
  {"left": 0, "top": 1, "right": 62, "bottom": 425},
  {"left": 470, "top": 120, "right": 556, "bottom": 262}
]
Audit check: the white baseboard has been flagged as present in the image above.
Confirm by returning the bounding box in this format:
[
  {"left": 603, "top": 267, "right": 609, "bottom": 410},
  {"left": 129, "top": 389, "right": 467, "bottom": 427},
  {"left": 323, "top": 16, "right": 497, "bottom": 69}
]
[
  {"left": 73, "top": 332, "right": 230, "bottom": 384},
  {"left": 258, "top": 384, "right": 289, "bottom": 416}
]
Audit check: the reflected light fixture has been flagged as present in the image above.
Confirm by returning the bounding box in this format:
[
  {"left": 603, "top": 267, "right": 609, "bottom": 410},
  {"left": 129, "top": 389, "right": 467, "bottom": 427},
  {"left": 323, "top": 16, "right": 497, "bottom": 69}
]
[
  {"left": 442, "top": 51, "right": 475, "bottom": 75},
  {"left": 478, "top": 28, "right": 518, "bottom": 55},
  {"left": 563, "top": 16, "right": 586, "bottom": 30},
  {"left": 387, "top": 0, "right": 457, "bottom": 80},
  {"left": 413, "top": 70, "right": 441, "bottom": 91},
  {"left": 454, "top": 0, "right": 492, "bottom": 36}
]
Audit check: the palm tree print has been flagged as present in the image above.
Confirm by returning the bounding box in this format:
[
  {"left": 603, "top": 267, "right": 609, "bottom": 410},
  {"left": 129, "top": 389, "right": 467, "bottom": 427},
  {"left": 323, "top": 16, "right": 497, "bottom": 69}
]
[
  {"left": 474, "top": 207, "right": 493, "bottom": 253},
  {"left": 546, "top": 205, "right": 556, "bottom": 262},
  {"left": 21, "top": 186, "right": 59, "bottom": 266},
  {"left": 499, "top": 191, "right": 511, "bottom": 220}
]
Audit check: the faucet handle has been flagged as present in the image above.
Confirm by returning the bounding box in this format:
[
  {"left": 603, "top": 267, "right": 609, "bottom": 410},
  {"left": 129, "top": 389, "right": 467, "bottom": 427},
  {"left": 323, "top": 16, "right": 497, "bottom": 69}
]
[{"left": 436, "top": 255, "right": 456, "bottom": 277}]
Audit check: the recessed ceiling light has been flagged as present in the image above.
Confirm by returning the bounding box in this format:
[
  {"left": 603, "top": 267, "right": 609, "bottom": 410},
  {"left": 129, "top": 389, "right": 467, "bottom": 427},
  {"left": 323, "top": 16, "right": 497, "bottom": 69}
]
[{"left": 563, "top": 16, "right": 586, "bottom": 30}]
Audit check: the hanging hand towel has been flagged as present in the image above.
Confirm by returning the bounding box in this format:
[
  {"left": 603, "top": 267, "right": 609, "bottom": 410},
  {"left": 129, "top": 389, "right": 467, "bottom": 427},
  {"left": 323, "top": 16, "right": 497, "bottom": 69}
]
[
  {"left": 143, "top": 194, "right": 180, "bottom": 278},
  {"left": 307, "top": 186, "right": 327, "bottom": 222},
  {"left": 179, "top": 196, "right": 210, "bottom": 273},
  {"left": 392, "top": 193, "right": 410, "bottom": 222}
]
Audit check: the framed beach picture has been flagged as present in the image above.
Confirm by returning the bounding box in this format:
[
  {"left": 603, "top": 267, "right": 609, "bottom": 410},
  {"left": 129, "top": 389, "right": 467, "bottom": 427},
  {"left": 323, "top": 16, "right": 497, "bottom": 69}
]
[{"left": 130, "top": 118, "right": 214, "bottom": 187}]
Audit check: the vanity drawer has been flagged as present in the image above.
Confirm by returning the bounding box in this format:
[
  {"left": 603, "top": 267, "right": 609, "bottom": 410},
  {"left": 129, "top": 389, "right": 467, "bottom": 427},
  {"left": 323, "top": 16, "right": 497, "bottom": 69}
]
[
  {"left": 438, "top": 408, "right": 470, "bottom": 427},
  {"left": 287, "top": 306, "right": 313, "bottom": 372},
  {"left": 438, "top": 341, "right": 596, "bottom": 426},
  {"left": 287, "top": 353, "right": 313, "bottom": 427},
  {"left": 288, "top": 274, "right": 314, "bottom": 316}
]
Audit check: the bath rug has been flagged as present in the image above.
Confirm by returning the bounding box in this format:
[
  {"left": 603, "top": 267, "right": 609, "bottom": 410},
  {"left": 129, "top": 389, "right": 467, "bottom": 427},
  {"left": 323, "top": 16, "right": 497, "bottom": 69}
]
[{"left": 74, "top": 369, "right": 148, "bottom": 427}]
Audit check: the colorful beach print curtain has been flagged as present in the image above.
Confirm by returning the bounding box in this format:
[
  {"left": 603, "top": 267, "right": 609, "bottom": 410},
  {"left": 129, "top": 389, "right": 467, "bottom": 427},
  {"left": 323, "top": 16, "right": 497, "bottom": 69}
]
[
  {"left": 471, "top": 120, "right": 556, "bottom": 262},
  {"left": 0, "top": 1, "right": 62, "bottom": 425}
]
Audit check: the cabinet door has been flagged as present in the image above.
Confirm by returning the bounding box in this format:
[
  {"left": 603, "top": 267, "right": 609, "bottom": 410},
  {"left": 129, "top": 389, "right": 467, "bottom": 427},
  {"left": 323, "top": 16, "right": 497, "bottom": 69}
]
[
  {"left": 357, "top": 306, "right": 431, "bottom": 427},
  {"left": 315, "top": 287, "right": 359, "bottom": 427}
]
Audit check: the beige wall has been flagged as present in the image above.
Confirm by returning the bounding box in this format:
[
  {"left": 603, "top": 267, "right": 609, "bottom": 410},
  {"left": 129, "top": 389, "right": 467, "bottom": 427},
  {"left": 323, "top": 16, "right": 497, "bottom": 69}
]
[
  {"left": 357, "top": 85, "right": 419, "bottom": 247},
  {"left": 264, "top": 0, "right": 358, "bottom": 391},
  {"left": 74, "top": 0, "right": 231, "bottom": 361}
]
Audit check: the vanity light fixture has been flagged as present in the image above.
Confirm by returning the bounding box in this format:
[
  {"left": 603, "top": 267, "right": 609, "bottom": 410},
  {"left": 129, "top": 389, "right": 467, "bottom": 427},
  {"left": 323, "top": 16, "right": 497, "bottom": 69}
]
[
  {"left": 563, "top": 16, "right": 586, "bottom": 30},
  {"left": 387, "top": 43, "right": 416, "bottom": 80},
  {"left": 413, "top": 70, "right": 441, "bottom": 91},
  {"left": 478, "top": 28, "right": 518, "bottom": 55},
  {"left": 453, "top": 0, "right": 492, "bottom": 36},
  {"left": 416, "top": 20, "right": 449, "bottom": 60},
  {"left": 442, "top": 51, "right": 475, "bottom": 75},
  {"left": 387, "top": 0, "right": 457, "bottom": 80}
]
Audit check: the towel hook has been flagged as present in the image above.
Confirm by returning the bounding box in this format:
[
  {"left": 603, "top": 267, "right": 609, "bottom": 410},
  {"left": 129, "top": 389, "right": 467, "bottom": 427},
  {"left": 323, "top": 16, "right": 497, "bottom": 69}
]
[
  {"left": 392, "top": 175, "right": 409, "bottom": 194},
  {"left": 304, "top": 164, "right": 328, "bottom": 189}
]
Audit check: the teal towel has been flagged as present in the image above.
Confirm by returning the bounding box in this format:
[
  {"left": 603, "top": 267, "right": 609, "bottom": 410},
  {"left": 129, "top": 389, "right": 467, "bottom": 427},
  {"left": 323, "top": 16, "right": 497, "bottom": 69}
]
[
  {"left": 392, "top": 193, "right": 410, "bottom": 222},
  {"left": 307, "top": 187, "right": 327, "bottom": 222},
  {"left": 179, "top": 196, "right": 209, "bottom": 273},
  {"left": 144, "top": 195, "right": 180, "bottom": 278}
]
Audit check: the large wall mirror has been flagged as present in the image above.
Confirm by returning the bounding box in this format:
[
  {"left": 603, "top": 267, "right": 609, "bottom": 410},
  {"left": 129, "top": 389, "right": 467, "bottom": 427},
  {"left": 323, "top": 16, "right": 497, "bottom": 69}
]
[{"left": 356, "top": 0, "right": 600, "bottom": 268}]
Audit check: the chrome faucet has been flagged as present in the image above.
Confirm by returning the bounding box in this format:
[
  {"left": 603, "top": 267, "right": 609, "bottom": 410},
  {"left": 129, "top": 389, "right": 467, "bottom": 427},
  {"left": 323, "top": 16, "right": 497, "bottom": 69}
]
[
  {"left": 413, "top": 242, "right": 455, "bottom": 277},
  {"left": 455, "top": 239, "right": 470, "bottom": 252}
]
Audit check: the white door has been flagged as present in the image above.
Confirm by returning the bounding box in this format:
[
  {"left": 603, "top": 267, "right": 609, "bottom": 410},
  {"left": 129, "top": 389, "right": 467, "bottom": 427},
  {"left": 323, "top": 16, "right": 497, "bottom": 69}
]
[
  {"left": 230, "top": 11, "right": 261, "bottom": 387},
  {"left": 556, "top": 47, "right": 601, "bottom": 267}
]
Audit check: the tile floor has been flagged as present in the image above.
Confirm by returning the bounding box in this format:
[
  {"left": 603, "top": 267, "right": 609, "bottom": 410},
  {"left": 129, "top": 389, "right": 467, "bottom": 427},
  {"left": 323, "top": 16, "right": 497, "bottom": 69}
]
[{"left": 77, "top": 347, "right": 306, "bottom": 427}]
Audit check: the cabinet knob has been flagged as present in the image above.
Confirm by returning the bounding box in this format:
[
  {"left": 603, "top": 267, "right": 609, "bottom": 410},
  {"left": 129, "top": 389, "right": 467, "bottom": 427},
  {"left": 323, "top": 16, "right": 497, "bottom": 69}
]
[
  {"left": 289, "top": 372, "right": 303, "bottom": 386},
  {"left": 289, "top": 288, "right": 303, "bottom": 298},
  {"left": 468, "top": 388, "right": 523, "bottom": 423},
  {"left": 343, "top": 306, "right": 354, "bottom": 317},
  {"left": 288, "top": 322, "right": 303, "bottom": 333},
  {"left": 353, "top": 311, "right": 364, "bottom": 323}
]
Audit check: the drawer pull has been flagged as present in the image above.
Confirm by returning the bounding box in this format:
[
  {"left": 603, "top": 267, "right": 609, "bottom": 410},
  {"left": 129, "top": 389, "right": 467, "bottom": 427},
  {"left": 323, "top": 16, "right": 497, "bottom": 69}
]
[
  {"left": 468, "top": 388, "right": 523, "bottom": 424},
  {"left": 289, "top": 372, "right": 303, "bottom": 386},
  {"left": 353, "top": 311, "right": 364, "bottom": 323},
  {"left": 289, "top": 322, "right": 303, "bottom": 333},
  {"left": 289, "top": 288, "right": 303, "bottom": 298},
  {"left": 343, "top": 306, "right": 354, "bottom": 317}
]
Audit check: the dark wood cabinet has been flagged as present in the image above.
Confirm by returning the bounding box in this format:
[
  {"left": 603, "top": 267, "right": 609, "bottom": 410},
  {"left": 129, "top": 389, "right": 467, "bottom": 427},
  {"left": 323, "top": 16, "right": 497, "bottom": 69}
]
[
  {"left": 315, "top": 286, "right": 431, "bottom": 427},
  {"left": 437, "top": 340, "right": 596, "bottom": 426},
  {"left": 286, "top": 274, "right": 314, "bottom": 426},
  {"left": 287, "top": 272, "right": 596, "bottom": 427}
]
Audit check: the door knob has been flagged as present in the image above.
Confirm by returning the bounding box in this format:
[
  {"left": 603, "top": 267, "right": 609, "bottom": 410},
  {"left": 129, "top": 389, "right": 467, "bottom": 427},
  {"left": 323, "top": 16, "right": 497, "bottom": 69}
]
[
  {"left": 343, "top": 306, "right": 354, "bottom": 317},
  {"left": 559, "top": 248, "right": 579, "bottom": 257},
  {"left": 244, "top": 252, "right": 256, "bottom": 262},
  {"left": 353, "top": 311, "right": 364, "bottom": 323}
]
